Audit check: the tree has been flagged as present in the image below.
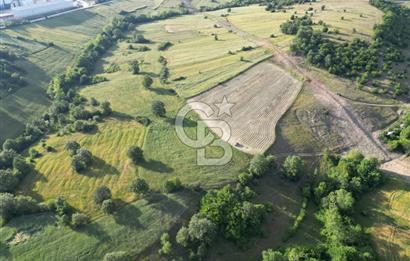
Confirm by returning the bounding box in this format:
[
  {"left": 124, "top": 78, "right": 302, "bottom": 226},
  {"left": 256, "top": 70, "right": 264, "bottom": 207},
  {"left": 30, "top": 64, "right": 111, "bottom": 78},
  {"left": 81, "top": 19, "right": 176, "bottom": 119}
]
[
  {"left": 282, "top": 155, "right": 304, "bottom": 181},
  {"left": 127, "top": 146, "right": 144, "bottom": 164},
  {"left": 71, "top": 213, "right": 90, "bottom": 228},
  {"left": 101, "top": 199, "right": 115, "bottom": 214},
  {"left": 94, "top": 186, "right": 112, "bottom": 204},
  {"left": 321, "top": 5, "right": 325, "bottom": 10},
  {"left": 129, "top": 60, "right": 140, "bottom": 74},
  {"left": 65, "top": 140, "right": 80, "bottom": 156},
  {"left": 176, "top": 213, "right": 217, "bottom": 249},
  {"left": 0, "top": 193, "right": 15, "bottom": 221},
  {"left": 129, "top": 178, "right": 149, "bottom": 195},
  {"left": 237, "top": 172, "right": 253, "bottom": 186},
  {"left": 152, "top": 101, "right": 166, "bottom": 117},
  {"left": 322, "top": 189, "right": 355, "bottom": 212},
  {"left": 0, "top": 169, "right": 18, "bottom": 192},
  {"left": 13, "top": 156, "right": 31, "bottom": 176},
  {"left": 142, "top": 75, "right": 153, "bottom": 88}
]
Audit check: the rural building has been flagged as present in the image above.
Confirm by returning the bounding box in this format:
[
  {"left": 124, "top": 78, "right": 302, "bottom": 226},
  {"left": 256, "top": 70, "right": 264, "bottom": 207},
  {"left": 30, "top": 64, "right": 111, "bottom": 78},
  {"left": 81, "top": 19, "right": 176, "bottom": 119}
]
[{"left": 0, "top": 0, "right": 75, "bottom": 21}]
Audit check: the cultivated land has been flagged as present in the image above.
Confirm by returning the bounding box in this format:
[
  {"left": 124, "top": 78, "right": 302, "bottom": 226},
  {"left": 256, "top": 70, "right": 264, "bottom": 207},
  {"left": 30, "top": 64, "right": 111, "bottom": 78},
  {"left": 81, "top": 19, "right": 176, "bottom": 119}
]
[{"left": 189, "top": 61, "right": 302, "bottom": 154}]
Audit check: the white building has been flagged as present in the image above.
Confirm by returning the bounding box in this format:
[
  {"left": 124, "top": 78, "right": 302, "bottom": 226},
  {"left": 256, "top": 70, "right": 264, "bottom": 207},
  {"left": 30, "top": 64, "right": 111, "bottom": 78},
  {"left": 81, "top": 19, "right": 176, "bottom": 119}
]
[{"left": 0, "top": 0, "right": 75, "bottom": 21}]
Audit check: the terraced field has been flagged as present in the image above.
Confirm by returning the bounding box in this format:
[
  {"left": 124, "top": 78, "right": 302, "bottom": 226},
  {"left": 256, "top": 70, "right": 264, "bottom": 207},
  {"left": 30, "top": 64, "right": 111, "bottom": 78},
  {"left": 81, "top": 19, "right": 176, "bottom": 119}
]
[
  {"left": 189, "top": 61, "right": 302, "bottom": 154},
  {"left": 20, "top": 119, "right": 146, "bottom": 215}
]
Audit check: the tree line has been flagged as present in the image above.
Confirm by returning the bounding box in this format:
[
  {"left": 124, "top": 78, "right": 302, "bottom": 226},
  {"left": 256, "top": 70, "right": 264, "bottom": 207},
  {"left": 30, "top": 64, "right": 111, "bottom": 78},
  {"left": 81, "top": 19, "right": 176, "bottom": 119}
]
[
  {"left": 262, "top": 150, "right": 384, "bottom": 260},
  {"left": 283, "top": 0, "right": 409, "bottom": 97}
]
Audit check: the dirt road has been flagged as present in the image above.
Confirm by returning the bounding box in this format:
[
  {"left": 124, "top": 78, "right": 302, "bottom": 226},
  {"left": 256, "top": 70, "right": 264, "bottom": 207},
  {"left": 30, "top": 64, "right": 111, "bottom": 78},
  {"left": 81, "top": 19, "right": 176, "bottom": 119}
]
[{"left": 211, "top": 15, "right": 393, "bottom": 161}]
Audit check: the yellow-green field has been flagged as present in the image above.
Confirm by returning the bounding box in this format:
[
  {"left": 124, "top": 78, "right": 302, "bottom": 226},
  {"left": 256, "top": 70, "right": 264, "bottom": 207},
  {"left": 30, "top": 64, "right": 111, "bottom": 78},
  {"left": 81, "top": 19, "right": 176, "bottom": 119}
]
[
  {"left": 356, "top": 177, "right": 410, "bottom": 261},
  {"left": 209, "top": 0, "right": 383, "bottom": 49}
]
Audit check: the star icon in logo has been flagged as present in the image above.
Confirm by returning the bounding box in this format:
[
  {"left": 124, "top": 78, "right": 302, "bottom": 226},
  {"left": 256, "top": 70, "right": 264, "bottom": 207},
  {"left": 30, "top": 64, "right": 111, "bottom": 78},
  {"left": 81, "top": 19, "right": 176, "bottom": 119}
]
[{"left": 214, "top": 96, "right": 235, "bottom": 117}]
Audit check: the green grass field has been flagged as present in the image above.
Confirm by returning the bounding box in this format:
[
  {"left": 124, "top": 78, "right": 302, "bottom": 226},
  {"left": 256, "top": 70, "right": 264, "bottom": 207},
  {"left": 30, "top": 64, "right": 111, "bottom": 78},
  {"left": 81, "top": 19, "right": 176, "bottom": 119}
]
[
  {"left": 0, "top": 191, "right": 198, "bottom": 261},
  {"left": 0, "top": 0, "right": 170, "bottom": 144},
  {"left": 356, "top": 177, "right": 410, "bottom": 261}
]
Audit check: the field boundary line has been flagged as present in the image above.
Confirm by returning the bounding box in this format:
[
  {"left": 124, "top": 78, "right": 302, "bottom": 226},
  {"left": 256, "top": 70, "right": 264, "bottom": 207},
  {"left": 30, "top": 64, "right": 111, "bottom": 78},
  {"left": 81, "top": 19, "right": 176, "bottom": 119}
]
[{"left": 185, "top": 53, "right": 273, "bottom": 99}]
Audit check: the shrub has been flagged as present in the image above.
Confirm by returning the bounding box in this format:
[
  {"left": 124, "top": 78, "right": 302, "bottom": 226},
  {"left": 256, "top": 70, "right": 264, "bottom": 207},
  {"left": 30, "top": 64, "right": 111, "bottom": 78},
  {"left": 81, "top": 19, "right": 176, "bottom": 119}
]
[
  {"left": 164, "top": 177, "right": 183, "bottom": 193},
  {"left": 142, "top": 75, "right": 153, "bottom": 88},
  {"left": 101, "top": 199, "right": 115, "bottom": 214},
  {"left": 71, "top": 213, "right": 90, "bottom": 228},
  {"left": 158, "top": 41, "right": 172, "bottom": 51},
  {"left": 151, "top": 101, "right": 166, "bottom": 117},
  {"left": 249, "top": 154, "right": 272, "bottom": 177},
  {"left": 159, "top": 232, "right": 172, "bottom": 255},
  {"left": 65, "top": 140, "right": 80, "bottom": 156},
  {"left": 94, "top": 186, "right": 112, "bottom": 204},
  {"left": 129, "top": 178, "right": 149, "bottom": 195},
  {"left": 103, "top": 251, "right": 130, "bottom": 261}
]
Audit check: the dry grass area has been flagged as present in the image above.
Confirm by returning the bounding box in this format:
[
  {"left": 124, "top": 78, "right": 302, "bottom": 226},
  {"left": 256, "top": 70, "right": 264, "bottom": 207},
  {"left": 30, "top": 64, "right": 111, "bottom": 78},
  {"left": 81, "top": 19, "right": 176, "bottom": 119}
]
[
  {"left": 210, "top": 0, "right": 383, "bottom": 49},
  {"left": 188, "top": 61, "right": 302, "bottom": 154}
]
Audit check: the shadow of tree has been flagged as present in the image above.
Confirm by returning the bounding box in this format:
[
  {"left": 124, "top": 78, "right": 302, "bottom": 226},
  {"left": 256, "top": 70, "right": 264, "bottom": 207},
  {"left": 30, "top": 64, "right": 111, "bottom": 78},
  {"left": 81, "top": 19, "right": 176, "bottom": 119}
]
[
  {"left": 139, "top": 159, "right": 174, "bottom": 173},
  {"left": 113, "top": 202, "right": 143, "bottom": 228},
  {"left": 165, "top": 116, "right": 197, "bottom": 127},
  {"left": 77, "top": 221, "right": 111, "bottom": 242},
  {"left": 146, "top": 86, "right": 177, "bottom": 96},
  {"left": 84, "top": 156, "right": 120, "bottom": 177}
]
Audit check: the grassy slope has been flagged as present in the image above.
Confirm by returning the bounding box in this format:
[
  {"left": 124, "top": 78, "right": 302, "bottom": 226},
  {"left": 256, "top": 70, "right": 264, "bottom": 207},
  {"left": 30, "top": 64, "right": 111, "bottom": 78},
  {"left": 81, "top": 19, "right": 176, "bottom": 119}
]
[
  {"left": 213, "top": 0, "right": 382, "bottom": 50},
  {"left": 21, "top": 14, "right": 258, "bottom": 217},
  {"left": 136, "top": 13, "right": 271, "bottom": 97},
  {"left": 0, "top": 191, "right": 198, "bottom": 261},
  {"left": 0, "top": 0, "right": 157, "bottom": 144},
  {"left": 356, "top": 177, "right": 410, "bottom": 261}
]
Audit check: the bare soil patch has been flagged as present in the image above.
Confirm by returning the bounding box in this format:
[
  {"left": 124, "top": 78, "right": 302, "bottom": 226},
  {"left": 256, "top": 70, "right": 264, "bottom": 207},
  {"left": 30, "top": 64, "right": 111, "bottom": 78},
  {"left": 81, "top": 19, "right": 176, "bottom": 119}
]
[{"left": 188, "top": 61, "right": 302, "bottom": 154}]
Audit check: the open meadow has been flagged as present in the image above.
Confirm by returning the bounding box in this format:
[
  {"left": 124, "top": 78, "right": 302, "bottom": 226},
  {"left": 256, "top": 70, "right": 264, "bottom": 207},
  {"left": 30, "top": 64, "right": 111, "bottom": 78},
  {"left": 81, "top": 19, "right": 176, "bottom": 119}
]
[
  {"left": 0, "top": 191, "right": 198, "bottom": 261},
  {"left": 0, "top": 0, "right": 169, "bottom": 144},
  {"left": 356, "top": 177, "right": 410, "bottom": 261}
]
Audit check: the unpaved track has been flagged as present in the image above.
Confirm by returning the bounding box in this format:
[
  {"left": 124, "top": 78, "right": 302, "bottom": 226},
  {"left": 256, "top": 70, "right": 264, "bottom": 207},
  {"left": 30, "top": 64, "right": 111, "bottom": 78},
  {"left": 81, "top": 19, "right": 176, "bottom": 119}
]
[{"left": 211, "top": 16, "right": 392, "bottom": 161}]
